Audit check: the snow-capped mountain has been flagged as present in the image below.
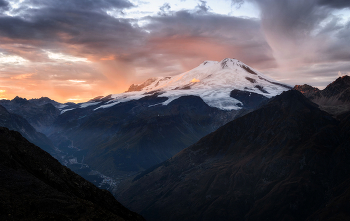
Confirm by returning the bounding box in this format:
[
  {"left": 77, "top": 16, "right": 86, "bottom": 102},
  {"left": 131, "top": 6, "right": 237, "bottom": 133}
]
[
  {"left": 49, "top": 58, "right": 291, "bottom": 180},
  {"left": 61, "top": 58, "right": 291, "bottom": 113}
]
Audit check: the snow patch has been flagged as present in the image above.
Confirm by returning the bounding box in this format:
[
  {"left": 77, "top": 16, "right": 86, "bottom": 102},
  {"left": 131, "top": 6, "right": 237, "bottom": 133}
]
[
  {"left": 80, "top": 101, "right": 101, "bottom": 108},
  {"left": 61, "top": 108, "right": 75, "bottom": 114}
]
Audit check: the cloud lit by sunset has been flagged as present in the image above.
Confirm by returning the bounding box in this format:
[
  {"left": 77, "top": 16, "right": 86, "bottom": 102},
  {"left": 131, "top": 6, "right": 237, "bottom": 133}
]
[
  {"left": 0, "top": 89, "right": 6, "bottom": 100},
  {"left": 0, "top": 0, "right": 349, "bottom": 102},
  {"left": 68, "top": 80, "right": 87, "bottom": 83},
  {"left": 191, "top": 78, "right": 200, "bottom": 83},
  {"left": 11, "top": 74, "right": 33, "bottom": 80}
]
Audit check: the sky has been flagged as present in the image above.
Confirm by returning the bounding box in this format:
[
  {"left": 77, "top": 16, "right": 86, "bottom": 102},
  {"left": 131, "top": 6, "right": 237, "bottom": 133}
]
[{"left": 0, "top": 0, "right": 350, "bottom": 102}]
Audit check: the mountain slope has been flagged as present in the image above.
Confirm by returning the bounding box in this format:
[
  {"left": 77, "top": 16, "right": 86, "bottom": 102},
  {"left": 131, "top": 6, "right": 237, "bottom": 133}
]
[
  {"left": 0, "top": 97, "right": 61, "bottom": 134},
  {"left": 0, "top": 127, "right": 144, "bottom": 221},
  {"left": 117, "top": 90, "right": 350, "bottom": 221},
  {"left": 49, "top": 58, "right": 290, "bottom": 178},
  {"left": 51, "top": 95, "right": 245, "bottom": 175},
  {"left": 0, "top": 105, "right": 56, "bottom": 153},
  {"left": 295, "top": 75, "right": 350, "bottom": 115},
  {"left": 89, "top": 58, "right": 291, "bottom": 112}
]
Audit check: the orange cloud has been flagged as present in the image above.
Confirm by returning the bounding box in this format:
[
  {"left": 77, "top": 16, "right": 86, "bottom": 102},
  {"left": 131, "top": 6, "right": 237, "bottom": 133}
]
[
  {"left": 100, "top": 55, "right": 115, "bottom": 61},
  {"left": 11, "top": 73, "right": 33, "bottom": 80},
  {"left": 191, "top": 78, "right": 200, "bottom": 83},
  {"left": 0, "top": 89, "right": 6, "bottom": 100},
  {"left": 68, "top": 80, "right": 86, "bottom": 83}
]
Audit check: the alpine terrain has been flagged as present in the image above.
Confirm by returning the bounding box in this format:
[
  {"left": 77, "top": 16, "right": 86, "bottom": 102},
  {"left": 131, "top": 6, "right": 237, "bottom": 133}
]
[
  {"left": 117, "top": 90, "right": 350, "bottom": 221},
  {"left": 295, "top": 75, "right": 350, "bottom": 116},
  {"left": 47, "top": 58, "right": 291, "bottom": 184}
]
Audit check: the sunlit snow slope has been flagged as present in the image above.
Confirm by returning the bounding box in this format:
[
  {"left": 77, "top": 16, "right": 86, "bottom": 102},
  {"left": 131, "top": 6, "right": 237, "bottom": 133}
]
[{"left": 62, "top": 58, "right": 291, "bottom": 113}]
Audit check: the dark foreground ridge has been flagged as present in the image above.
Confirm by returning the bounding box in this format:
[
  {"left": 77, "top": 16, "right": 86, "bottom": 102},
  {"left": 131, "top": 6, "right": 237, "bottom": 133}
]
[
  {"left": 118, "top": 90, "right": 350, "bottom": 221},
  {"left": 0, "top": 127, "right": 144, "bottom": 221}
]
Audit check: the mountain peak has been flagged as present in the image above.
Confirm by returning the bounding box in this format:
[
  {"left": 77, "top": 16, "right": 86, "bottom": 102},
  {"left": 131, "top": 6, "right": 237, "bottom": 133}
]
[
  {"left": 64, "top": 59, "right": 290, "bottom": 113},
  {"left": 219, "top": 58, "right": 241, "bottom": 69},
  {"left": 12, "top": 96, "right": 29, "bottom": 104},
  {"left": 293, "top": 84, "right": 321, "bottom": 99},
  {"left": 331, "top": 75, "right": 350, "bottom": 86},
  {"left": 90, "top": 58, "right": 291, "bottom": 111},
  {"left": 272, "top": 89, "right": 319, "bottom": 108},
  {"left": 321, "top": 74, "right": 350, "bottom": 99}
]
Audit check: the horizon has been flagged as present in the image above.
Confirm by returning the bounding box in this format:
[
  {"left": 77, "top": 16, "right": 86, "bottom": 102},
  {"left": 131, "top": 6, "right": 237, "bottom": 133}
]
[
  {"left": 2, "top": 60, "right": 349, "bottom": 104},
  {"left": 1, "top": 0, "right": 350, "bottom": 102}
]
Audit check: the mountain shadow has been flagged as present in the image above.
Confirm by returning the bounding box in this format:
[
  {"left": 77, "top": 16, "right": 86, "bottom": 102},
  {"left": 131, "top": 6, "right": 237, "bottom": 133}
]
[
  {"left": 0, "top": 127, "right": 144, "bottom": 221},
  {"left": 50, "top": 95, "right": 246, "bottom": 176},
  {"left": 117, "top": 90, "right": 350, "bottom": 221},
  {"left": 0, "top": 105, "right": 56, "bottom": 153},
  {"left": 0, "top": 97, "right": 61, "bottom": 134}
]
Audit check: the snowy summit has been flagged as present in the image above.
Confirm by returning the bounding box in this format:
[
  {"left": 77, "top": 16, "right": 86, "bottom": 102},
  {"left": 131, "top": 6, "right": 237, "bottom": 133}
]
[
  {"left": 95, "top": 58, "right": 291, "bottom": 111},
  {"left": 60, "top": 58, "right": 292, "bottom": 113}
]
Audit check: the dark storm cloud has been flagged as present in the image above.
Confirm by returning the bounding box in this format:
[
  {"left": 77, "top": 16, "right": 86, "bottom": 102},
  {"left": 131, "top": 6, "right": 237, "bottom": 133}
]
[
  {"left": 0, "top": 0, "right": 9, "bottom": 12},
  {"left": 321, "top": 19, "right": 350, "bottom": 62},
  {"left": 22, "top": 0, "right": 133, "bottom": 11},
  {"left": 231, "top": 0, "right": 350, "bottom": 67},
  {"left": 147, "top": 10, "right": 260, "bottom": 41},
  {"left": 0, "top": 0, "right": 274, "bottom": 75},
  {"left": 0, "top": 0, "right": 142, "bottom": 61},
  {"left": 0, "top": 0, "right": 8, "bottom": 7},
  {"left": 318, "top": 0, "right": 350, "bottom": 9}
]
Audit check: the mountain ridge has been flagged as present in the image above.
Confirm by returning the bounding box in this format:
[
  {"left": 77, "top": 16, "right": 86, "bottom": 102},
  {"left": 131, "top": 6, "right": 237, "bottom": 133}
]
[
  {"left": 0, "top": 126, "right": 145, "bottom": 220},
  {"left": 62, "top": 58, "right": 291, "bottom": 113},
  {"left": 117, "top": 90, "right": 350, "bottom": 221},
  {"left": 0, "top": 104, "right": 56, "bottom": 153},
  {"left": 295, "top": 75, "right": 350, "bottom": 116},
  {"left": 47, "top": 58, "right": 290, "bottom": 179}
]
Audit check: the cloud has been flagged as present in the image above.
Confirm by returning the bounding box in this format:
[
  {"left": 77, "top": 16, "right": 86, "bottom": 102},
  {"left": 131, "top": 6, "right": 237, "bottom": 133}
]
[
  {"left": 9, "top": 0, "right": 133, "bottom": 12},
  {"left": 159, "top": 3, "right": 171, "bottom": 16},
  {"left": 230, "top": 0, "right": 350, "bottom": 69},
  {"left": 141, "top": 10, "right": 275, "bottom": 71},
  {"left": 1, "top": 0, "right": 350, "bottom": 101},
  {"left": 318, "top": 0, "right": 350, "bottom": 9},
  {"left": 0, "top": 0, "right": 8, "bottom": 7},
  {"left": 11, "top": 73, "right": 33, "bottom": 80},
  {"left": 196, "top": 0, "right": 211, "bottom": 13}
]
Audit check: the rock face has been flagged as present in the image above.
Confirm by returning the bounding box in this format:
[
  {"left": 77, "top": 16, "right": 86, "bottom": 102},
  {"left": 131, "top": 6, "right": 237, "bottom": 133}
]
[
  {"left": 117, "top": 90, "right": 350, "bottom": 221},
  {"left": 0, "top": 127, "right": 144, "bottom": 221},
  {"left": 126, "top": 78, "right": 158, "bottom": 92},
  {"left": 293, "top": 84, "right": 321, "bottom": 100},
  {"left": 295, "top": 75, "right": 350, "bottom": 115}
]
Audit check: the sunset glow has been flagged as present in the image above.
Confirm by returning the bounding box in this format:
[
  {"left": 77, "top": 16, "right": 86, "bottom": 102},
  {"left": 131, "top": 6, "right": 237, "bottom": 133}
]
[
  {"left": 0, "top": 0, "right": 349, "bottom": 102},
  {"left": 11, "top": 74, "right": 33, "bottom": 80},
  {"left": 68, "top": 80, "right": 87, "bottom": 83},
  {"left": 191, "top": 78, "right": 200, "bottom": 83}
]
